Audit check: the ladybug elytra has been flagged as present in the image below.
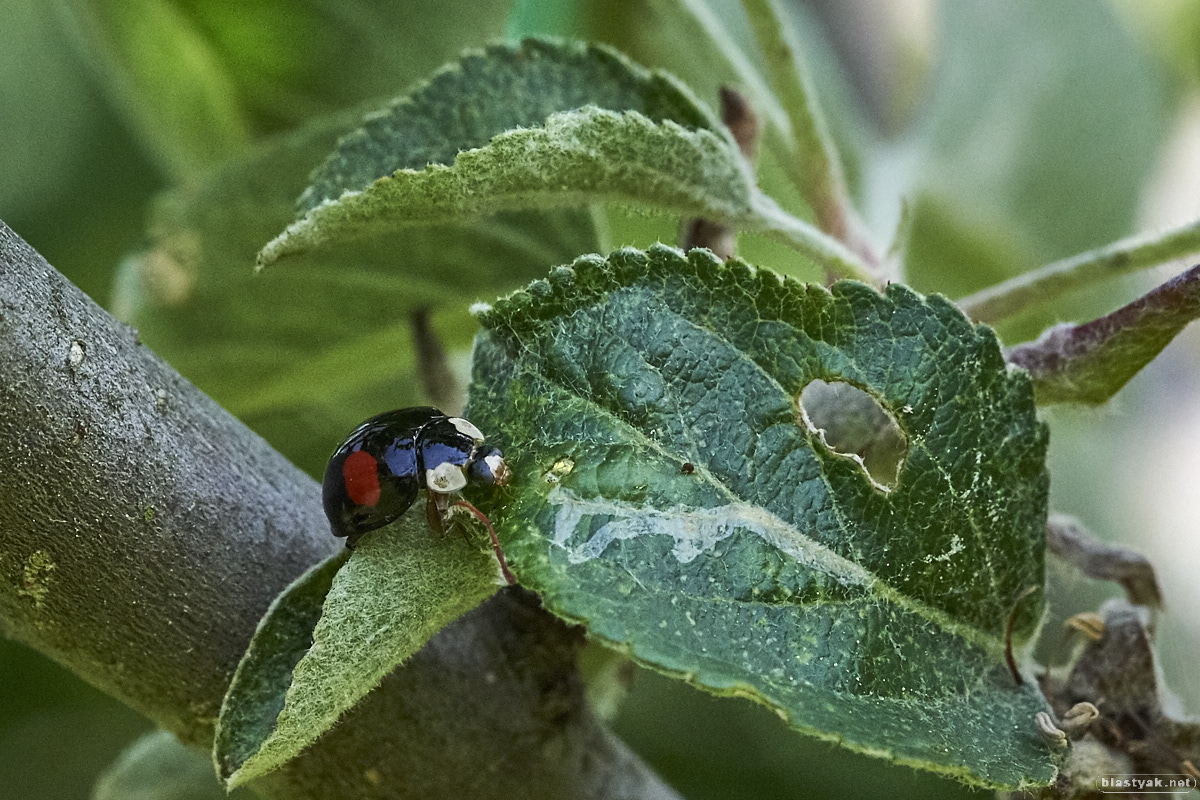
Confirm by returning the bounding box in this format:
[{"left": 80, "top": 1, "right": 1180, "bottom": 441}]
[{"left": 322, "top": 406, "right": 510, "bottom": 549}]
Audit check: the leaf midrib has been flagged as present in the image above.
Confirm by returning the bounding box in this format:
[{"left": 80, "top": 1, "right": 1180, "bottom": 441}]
[{"left": 516, "top": 303, "right": 1008, "bottom": 659}]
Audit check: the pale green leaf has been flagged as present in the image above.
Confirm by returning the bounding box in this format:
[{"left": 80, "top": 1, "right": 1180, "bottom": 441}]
[
  {"left": 292, "top": 37, "right": 724, "bottom": 214},
  {"left": 259, "top": 39, "right": 872, "bottom": 281},
  {"left": 117, "top": 105, "right": 600, "bottom": 475},
  {"left": 906, "top": 0, "right": 1167, "bottom": 323},
  {"left": 214, "top": 550, "right": 347, "bottom": 783},
  {"left": 467, "top": 245, "right": 1057, "bottom": 788},
  {"left": 215, "top": 514, "right": 500, "bottom": 787}
]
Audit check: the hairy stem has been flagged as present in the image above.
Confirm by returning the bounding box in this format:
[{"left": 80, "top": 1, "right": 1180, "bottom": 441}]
[
  {"left": 741, "top": 0, "right": 877, "bottom": 268},
  {"left": 748, "top": 191, "right": 878, "bottom": 283},
  {"left": 958, "top": 217, "right": 1200, "bottom": 324}
]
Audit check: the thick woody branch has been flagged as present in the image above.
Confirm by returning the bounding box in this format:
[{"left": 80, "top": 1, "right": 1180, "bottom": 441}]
[
  {"left": 0, "top": 221, "right": 677, "bottom": 800},
  {"left": 0, "top": 222, "right": 334, "bottom": 743}
]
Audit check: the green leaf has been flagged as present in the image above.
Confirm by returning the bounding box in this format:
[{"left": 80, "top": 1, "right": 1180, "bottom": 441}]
[
  {"left": 585, "top": 0, "right": 790, "bottom": 139},
  {"left": 61, "top": 0, "right": 514, "bottom": 175},
  {"left": 94, "top": 730, "right": 253, "bottom": 800},
  {"left": 579, "top": 0, "right": 875, "bottom": 274},
  {"left": 259, "top": 38, "right": 872, "bottom": 282},
  {"left": 118, "top": 106, "right": 601, "bottom": 475},
  {"left": 467, "top": 245, "right": 1056, "bottom": 788},
  {"left": 214, "top": 549, "right": 347, "bottom": 783},
  {"left": 171, "top": 0, "right": 514, "bottom": 132},
  {"left": 215, "top": 513, "right": 501, "bottom": 787},
  {"left": 1007, "top": 264, "right": 1200, "bottom": 405},
  {"left": 61, "top": 0, "right": 253, "bottom": 176}
]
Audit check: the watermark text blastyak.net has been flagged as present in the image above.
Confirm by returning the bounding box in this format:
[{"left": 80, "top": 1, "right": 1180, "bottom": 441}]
[{"left": 1098, "top": 775, "right": 1198, "bottom": 794}]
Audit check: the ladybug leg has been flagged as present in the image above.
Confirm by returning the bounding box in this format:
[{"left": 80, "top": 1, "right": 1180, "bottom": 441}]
[
  {"left": 426, "top": 492, "right": 446, "bottom": 534},
  {"left": 452, "top": 499, "right": 516, "bottom": 585},
  {"left": 435, "top": 494, "right": 475, "bottom": 543}
]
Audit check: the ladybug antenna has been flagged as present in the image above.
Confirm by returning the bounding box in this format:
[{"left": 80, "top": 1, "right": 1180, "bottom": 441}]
[{"left": 453, "top": 499, "right": 516, "bottom": 585}]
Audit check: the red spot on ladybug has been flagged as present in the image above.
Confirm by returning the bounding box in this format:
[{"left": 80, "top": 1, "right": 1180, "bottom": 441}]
[{"left": 343, "top": 450, "right": 381, "bottom": 506}]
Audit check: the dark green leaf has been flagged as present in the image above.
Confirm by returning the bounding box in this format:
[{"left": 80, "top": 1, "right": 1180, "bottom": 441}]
[
  {"left": 468, "top": 245, "right": 1056, "bottom": 788},
  {"left": 215, "top": 513, "right": 501, "bottom": 787},
  {"left": 1006, "top": 264, "right": 1200, "bottom": 405}
]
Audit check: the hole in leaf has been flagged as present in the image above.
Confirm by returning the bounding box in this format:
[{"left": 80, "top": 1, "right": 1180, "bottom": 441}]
[{"left": 797, "top": 380, "right": 907, "bottom": 489}]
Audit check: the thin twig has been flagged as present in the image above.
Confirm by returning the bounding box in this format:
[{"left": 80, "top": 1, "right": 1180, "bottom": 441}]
[
  {"left": 741, "top": 0, "right": 877, "bottom": 269},
  {"left": 958, "top": 217, "right": 1200, "bottom": 324},
  {"left": 683, "top": 87, "right": 760, "bottom": 259},
  {"left": 410, "top": 306, "right": 461, "bottom": 413}
]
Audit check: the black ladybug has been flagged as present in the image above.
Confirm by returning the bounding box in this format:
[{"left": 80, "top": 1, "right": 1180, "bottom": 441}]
[{"left": 322, "top": 406, "right": 510, "bottom": 549}]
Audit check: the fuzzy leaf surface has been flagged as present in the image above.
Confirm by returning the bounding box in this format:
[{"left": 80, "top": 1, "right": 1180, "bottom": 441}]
[
  {"left": 468, "top": 245, "right": 1056, "bottom": 788},
  {"left": 259, "top": 39, "right": 864, "bottom": 278},
  {"left": 214, "top": 515, "right": 499, "bottom": 786},
  {"left": 259, "top": 38, "right": 737, "bottom": 263},
  {"left": 214, "top": 550, "right": 347, "bottom": 783}
]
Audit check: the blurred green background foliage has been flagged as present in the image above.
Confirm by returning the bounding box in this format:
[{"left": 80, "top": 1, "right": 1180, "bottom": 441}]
[{"left": 4, "top": 1, "right": 1200, "bottom": 797}]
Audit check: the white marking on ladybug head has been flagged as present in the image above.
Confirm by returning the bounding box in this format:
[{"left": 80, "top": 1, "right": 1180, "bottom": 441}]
[
  {"left": 427, "top": 461, "right": 468, "bottom": 493},
  {"left": 485, "top": 453, "right": 510, "bottom": 486},
  {"left": 449, "top": 417, "right": 484, "bottom": 441}
]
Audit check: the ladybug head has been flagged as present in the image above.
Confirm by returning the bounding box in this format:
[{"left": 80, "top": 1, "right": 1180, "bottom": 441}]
[{"left": 467, "top": 446, "right": 510, "bottom": 487}]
